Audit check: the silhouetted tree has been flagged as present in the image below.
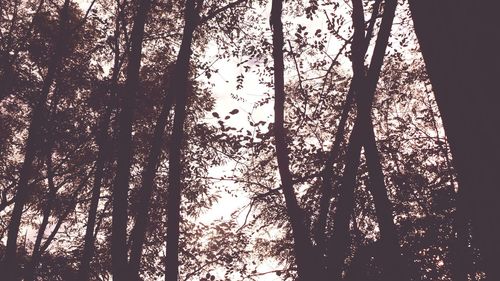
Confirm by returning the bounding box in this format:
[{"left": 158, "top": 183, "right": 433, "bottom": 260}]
[
  {"left": 410, "top": 1, "right": 500, "bottom": 280},
  {"left": 110, "top": 0, "right": 151, "bottom": 279},
  {"left": 2, "top": 1, "right": 71, "bottom": 279}
]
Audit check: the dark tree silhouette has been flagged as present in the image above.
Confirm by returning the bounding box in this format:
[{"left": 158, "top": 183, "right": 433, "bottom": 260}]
[
  {"left": 270, "top": 0, "right": 318, "bottom": 279},
  {"left": 78, "top": 1, "right": 126, "bottom": 279},
  {"left": 2, "top": 1, "right": 71, "bottom": 280},
  {"left": 410, "top": 1, "right": 500, "bottom": 280},
  {"left": 164, "top": 1, "right": 201, "bottom": 280},
  {"left": 110, "top": 0, "right": 151, "bottom": 279},
  {"left": 327, "top": 1, "right": 402, "bottom": 280}
]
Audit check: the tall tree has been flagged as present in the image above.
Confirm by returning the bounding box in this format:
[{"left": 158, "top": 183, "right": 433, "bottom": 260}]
[
  {"left": 409, "top": 1, "right": 500, "bottom": 280},
  {"left": 128, "top": 0, "right": 249, "bottom": 278},
  {"left": 270, "top": 0, "right": 317, "bottom": 280},
  {"left": 327, "top": 0, "right": 400, "bottom": 279},
  {"left": 1, "top": 1, "right": 71, "bottom": 280},
  {"left": 164, "top": 0, "right": 202, "bottom": 280},
  {"left": 24, "top": 98, "right": 59, "bottom": 281},
  {"left": 314, "top": 0, "right": 382, "bottom": 252},
  {"left": 78, "top": 0, "right": 126, "bottom": 277},
  {"left": 110, "top": 0, "right": 151, "bottom": 279},
  {"left": 128, "top": 72, "right": 174, "bottom": 281}
]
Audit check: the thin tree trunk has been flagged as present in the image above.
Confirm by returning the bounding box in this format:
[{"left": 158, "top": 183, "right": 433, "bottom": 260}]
[
  {"left": 25, "top": 59, "right": 66, "bottom": 281},
  {"left": 270, "top": 0, "right": 317, "bottom": 279},
  {"left": 314, "top": 0, "right": 383, "bottom": 251},
  {"left": 1, "top": 1, "right": 70, "bottom": 279},
  {"left": 409, "top": 2, "right": 500, "bottom": 280},
  {"left": 128, "top": 92, "right": 174, "bottom": 280},
  {"left": 326, "top": 0, "right": 373, "bottom": 277},
  {"left": 24, "top": 151, "right": 56, "bottom": 281},
  {"left": 131, "top": 2, "right": 249, "bottom": 277},
  {"left": 110, "top": 0, "right": 151, "bottom": 279},
  {"left": 314, "top": 88, "right": 353, "bottom": 249},
  {"left": 78, "top": 100, "right": 113, "bottom": 281},
  {"left": 326, "top": 111, "right": 365, "bottom": 280},
  {"left": 164, "top": 1, "right": 201, "bottom": 280},
  {"left": 78, "top": 2, "right": 124, "bottom": 278},
  {"left": 357, "top": 0, "right": 406, "bottom": 278},
  {"left": 327, "top": 0, "right": 398, "bottom": 279}
]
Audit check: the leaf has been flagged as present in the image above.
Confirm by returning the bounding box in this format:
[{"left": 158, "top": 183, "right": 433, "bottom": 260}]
[
  {"left": 212, "top": 112, "right": 220, "bottom": 118},
  {"left": 229, "top": 109, "right": 239, "bottom": 115}
]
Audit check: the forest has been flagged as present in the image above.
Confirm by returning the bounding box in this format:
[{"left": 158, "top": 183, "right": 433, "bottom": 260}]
[{"left": 0, "top": 0, "right": 499, "bottom": 280}]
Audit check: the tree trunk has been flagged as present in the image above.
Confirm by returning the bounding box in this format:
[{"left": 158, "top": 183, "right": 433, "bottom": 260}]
[
  {"left": 129, "top": 92, "right": 174, "bottom": 280},
  {"left": 314, "top": 87, "right": 353, "bottom": 250},
  {"left": 327, "top": 0, "right": 398, "bottom": 279},
  {"left": 409, "top": 1, "right": 500, "bottom": 280},
  {"left": 78, "top": 2, "right": 124, "bottom": 278},
  {"left": 25, "top": 55, "right": 65, "bottom": 281},
  {"left": 270, "top": 0, "right": 317, "bottom": 280},
  {"left": 130, "top": 2, "right": 250, "bottom": 278},
  {"left": 24, "top": 150, "right": 57, "bottom": 281},
  {"left": 110, "top": 0, "right": 151, "bottom": 279},
  {"left": 164, "top": 1, "right": 200, "bottom": 280},
  {"left": 1, "top": 1, "right": 70, "bottom": 280},
  {"left": 326, "top": 113, "right": 365, "bottom": 280},
  {"left": 363, "top": 124, "right": 408, "bottom": 281},
  {"left": 358, "top": 0, "right": 407, "bottom": 278},
  {"left": 314, "top": 0, "right": 383, "bottom": 252},
  {"left": 78, "top": 99, "right": 114, "bottom": 281}
]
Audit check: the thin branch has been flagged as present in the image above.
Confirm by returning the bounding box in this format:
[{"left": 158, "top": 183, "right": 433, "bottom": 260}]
[{"left": 199, "top": 0, "right": 248, "bottom": 25}]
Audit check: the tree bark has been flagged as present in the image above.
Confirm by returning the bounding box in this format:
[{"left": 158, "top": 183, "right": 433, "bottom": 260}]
[
  {"left": 363, "top": 124, "right": 407, "bottom": 281},
  {"left": 129, "top": 2, "right": 250, "bottom": 278},
  {"left": 110, "top": 0, "right": 151, "bottom": 279},
  {"left": 78, "top": 123, "right": 108, "bottom": 281},
  {"left": 1, "top": 1, "right": 70, "bottom": 279},
  {"left": 24, "top": 54, "right": 66, "bottom": 281},
  {"left": 409, "top": 1, "right": 500, "bottom": 280},
  {"left": 164, "top": 1, "right": 201, "bottom": 280}
]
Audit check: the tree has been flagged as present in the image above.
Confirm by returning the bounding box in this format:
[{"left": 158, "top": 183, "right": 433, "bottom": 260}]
[
  {"left": 78, "top": 1, "right": 128, "bottom": 280},
  {"left": 2, "top": 1, "right": 71, "bottom": 279},
  {"left": 326, "top": 1, "right": 404, "bottom": 280},
  {"left": 270, "top": 0, "right": 317, "bottom": 280},
  {"left": 110, "top": 0, "right": 152, "bottom": 279},
  {"left": 164, "top": 0, "right": 202, "bottom": 280},
  {"left": 409, "top": 1, "right": 500, "bottom": 280}
]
